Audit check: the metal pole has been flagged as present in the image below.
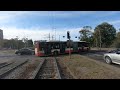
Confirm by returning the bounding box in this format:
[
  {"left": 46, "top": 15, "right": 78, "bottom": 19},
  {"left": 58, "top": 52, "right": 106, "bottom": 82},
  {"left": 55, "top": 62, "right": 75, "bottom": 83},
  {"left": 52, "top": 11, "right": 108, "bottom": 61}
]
[
  {"left": 55, "top": 29, "right": 56, "bottom": 40},
  {"left": 69, "top": 39, "right": 71, "bottom": 59},
  {"left": 52, "top": 35, "right": 53, "bottom": 40},
  {"left": 99, "top": 30, "right": 101, "bottom": 50},
  {"left": 16, "top": 36, "right": 18, "bottom": 49},
  {"left": 96, "top": 38, "right": 98, "bottom": 50},
  {"left": 59, "top": 35, "right": 60, "bottom": 41},
  {"left": 49, "top": 33, "right": 50, "bottom": 41}
]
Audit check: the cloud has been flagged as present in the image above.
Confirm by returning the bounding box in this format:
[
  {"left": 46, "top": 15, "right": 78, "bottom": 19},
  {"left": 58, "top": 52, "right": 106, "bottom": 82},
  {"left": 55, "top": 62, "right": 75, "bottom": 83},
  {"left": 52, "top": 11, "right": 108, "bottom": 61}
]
[
  {"left": 44, "top": 11, "right": 96, "bottom": 18},
  {"left": 0, "top": 11, "right": 96, "bottom": 29},
  {"left": 50, "top": 11, "right": 120, "bottom": 18},
  {"left": 0, "top": 11, "right": 32, "bottom": 24},
  {"left": 87, "top": 11, "right": 120, "bottom": 18},
  {"left": 1, "top": 26, "right": 82, "bottom": 42},
  {"left": 1, "top": 11, "right": 120, "bottom": 41},
  {"left": 0, "top": 11, "right": 96, "bottom": 21},
  {"left": 108, "top": 20, "right": 120, "bottom": 24},
  {"left": 0, "top": 11, "right": 119, "bottom": 29},
  {"left": 0, "top": 11, "right": 119, "bottom": 23}
]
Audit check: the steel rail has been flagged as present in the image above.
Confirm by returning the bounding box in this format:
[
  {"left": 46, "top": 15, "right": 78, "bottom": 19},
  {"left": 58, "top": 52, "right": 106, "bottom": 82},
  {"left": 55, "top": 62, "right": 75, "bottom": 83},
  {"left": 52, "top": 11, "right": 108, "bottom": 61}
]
[
  {"left": 0, "top": 60, "right": 28, "bottom": 79},
  {"left": 35, "top": 57, "right": 61, "bottom": 79}
]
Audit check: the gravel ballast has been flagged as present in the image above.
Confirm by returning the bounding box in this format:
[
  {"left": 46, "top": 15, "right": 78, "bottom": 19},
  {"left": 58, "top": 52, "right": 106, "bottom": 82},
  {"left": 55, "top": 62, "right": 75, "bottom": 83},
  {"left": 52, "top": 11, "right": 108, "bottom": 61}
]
[{"left": 2, "top": 57, "right": 44, "bottom": 79}]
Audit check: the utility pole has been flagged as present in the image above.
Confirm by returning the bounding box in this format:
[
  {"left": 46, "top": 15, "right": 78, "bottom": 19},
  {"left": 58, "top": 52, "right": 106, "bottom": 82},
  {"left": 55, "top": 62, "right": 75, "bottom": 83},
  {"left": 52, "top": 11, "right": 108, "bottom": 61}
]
[
  {"left": 59, "top": 35, "right": 60, "bottom": 41},
  {"left": 52, "top": 35, "right": 54, "bottom": 40},
  {"left": 99, "top": 29, "right": 101, "bottom": 50},
  {"left": 96, "top": 38, "right": 98, "bottom": 49},
  {"left": 55, "top": 29, "right": 56, "bottom": 40},
  {"left": 26, "top": 36, "right": 28, "bottom": 48},
  {"left": 48, "top": 33, "right": 50, "bottom": 41}
]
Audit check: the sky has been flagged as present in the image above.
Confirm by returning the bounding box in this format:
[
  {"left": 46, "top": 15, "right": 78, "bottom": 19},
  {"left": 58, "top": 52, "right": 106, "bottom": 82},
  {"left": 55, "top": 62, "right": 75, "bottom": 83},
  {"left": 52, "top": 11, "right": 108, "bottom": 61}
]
[{"left": 0, "top": 11, "right": 120, "bottom": 42}]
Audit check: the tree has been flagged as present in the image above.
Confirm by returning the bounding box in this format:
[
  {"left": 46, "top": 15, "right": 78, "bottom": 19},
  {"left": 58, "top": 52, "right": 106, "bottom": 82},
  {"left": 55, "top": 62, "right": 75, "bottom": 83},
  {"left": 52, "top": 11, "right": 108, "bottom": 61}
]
[
  {"left": 88, "top": 33, "right": 96, "bottom": 47},
  {"left": 79, "top": 26, "right": 93, "bottom": 42},
  {"left": 2, "top": 38, "right": 25, "bottom": 49},
  {"left": 27, "top": 39, "right": 33, "bottom": 47},
  {"left": 22, "top": 37, "right": 28, "bottom": 48},
  {"left": 112, "top": 32, "right": 120, "bottom": 48},
  {"left": 94, "top": 22, "right": 116, "bottom": 48},
  {"left": 17, "top": 40, "right": 25, "bottom": 49}
]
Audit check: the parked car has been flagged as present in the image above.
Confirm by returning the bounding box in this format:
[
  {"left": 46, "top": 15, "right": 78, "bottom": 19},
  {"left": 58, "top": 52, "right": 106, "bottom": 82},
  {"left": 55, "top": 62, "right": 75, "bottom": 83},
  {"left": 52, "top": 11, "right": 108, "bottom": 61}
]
[
  {"left": 15, "top": 48, "right": 35, "bottom": 55},
  {"left": 103, "top": 49, "right": 120, "bottom": 64}
]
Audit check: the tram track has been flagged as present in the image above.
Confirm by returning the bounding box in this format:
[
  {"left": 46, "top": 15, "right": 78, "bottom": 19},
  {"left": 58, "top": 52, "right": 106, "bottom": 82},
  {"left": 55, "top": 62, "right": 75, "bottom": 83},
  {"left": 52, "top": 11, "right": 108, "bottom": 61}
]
[
  {"left": 56, "top": 57, "right": 76, "bottom": 79},
  {"left": 0, "top": 62, "right": 14, "bottom": 69},
  {"left": 0, "top": 60, "right": 28, "bottom": 79},
  {"left": 34, "top": 57, "right": 61, "bottom": 79}
]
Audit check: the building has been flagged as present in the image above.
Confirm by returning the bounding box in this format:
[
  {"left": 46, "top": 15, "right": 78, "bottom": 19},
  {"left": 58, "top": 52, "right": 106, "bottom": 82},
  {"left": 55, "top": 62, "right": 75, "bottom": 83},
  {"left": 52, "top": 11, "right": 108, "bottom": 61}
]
[{"left": 0, "top": 29, "right": 3, "bottom": 40}]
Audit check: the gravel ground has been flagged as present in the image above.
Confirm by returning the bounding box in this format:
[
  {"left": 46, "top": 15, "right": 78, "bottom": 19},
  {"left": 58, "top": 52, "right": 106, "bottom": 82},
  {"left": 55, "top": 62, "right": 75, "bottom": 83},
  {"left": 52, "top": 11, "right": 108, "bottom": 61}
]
[
  {"left": 17, "top": 59, "right": 43, "bottom": 79},
  {"left": 0, "top": 50, "right": 45, "bottom": 79},
  {"left": 60, "top": 54, "right": 120, "bottom": 79},
  {"left": 0, "top": 60, "right": 28, "bottom": 79},
  {"left": 2, "top": 57, "right": 44, "bottom": 79}
]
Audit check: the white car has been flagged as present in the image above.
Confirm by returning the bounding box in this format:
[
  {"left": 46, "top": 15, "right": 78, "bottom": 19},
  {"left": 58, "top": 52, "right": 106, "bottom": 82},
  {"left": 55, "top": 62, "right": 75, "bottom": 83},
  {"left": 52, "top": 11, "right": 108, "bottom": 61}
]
[{"left": 103, "top": 50, "right": 120, "bottom": 64}]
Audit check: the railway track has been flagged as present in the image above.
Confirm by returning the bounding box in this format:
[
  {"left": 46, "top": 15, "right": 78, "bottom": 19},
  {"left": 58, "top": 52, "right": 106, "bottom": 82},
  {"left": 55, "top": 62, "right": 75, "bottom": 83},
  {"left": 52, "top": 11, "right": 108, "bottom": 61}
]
[
  {"left": 34, "top": 57, "right": 61, "bottom": 79},
  {"left": 56, "top": 58, "right": 77, "bottom": 79},
  {"left": 0, "top": 62, "right": 14, "bottom": 69},
  {"left": 0, "top": 60, "right": 28, "bottom": 79}
]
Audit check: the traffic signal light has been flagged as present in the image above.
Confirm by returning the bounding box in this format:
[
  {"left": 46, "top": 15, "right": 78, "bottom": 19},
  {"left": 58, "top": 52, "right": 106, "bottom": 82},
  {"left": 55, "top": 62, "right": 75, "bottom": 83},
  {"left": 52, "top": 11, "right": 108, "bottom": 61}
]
[{"left": 67, "top": 31, "right": 70, "bottom": 39}]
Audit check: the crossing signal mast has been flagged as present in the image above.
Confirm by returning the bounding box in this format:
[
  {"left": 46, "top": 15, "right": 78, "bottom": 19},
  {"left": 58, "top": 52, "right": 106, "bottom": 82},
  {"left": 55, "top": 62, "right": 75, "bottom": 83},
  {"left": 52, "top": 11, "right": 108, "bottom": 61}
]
[
  {"left": 67, "top": 31, "right": 71, "bottom": 59},
  {"left": 67, "top": 31, "right": 70, "bottom": 39}
]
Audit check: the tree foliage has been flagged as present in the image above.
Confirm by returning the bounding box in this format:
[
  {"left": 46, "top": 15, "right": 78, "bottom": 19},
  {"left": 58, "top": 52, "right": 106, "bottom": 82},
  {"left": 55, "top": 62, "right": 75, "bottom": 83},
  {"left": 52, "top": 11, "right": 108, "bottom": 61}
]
[
  {"left": 2, "top": 39, "right": 24, "bottom": 49},
  {"left": 27, "top": 39, "right": 33, "bottom": 47},
  {"left": 1, "top": 38, "right": 33, "bottom": 49},
  {"left": 94, "top": 22, "right": 116, "bottom": 48},
  {"left": 79, "top": 26, "right": 92, "bottom": 42},
  {"left": 79, "top": 26, "right": 95, "bottom": 46},
  {"left": 112, "top": 32, "right": 120, "bottom": 48}
]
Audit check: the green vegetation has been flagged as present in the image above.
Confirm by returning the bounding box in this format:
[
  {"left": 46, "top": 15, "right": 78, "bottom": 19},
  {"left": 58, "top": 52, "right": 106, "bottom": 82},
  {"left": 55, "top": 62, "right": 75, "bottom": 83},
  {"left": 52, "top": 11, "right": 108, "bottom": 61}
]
[
  {"left": 0, "top": 38, "right": 33, "bottom": 49},
  {"left": 61, "top": 54, "right": 120, "bottom": 79},
  {"left": 79, "top": 26, "right": 94, "bottom": 47},
  {"left": 79, "top": 22, "right": 120, "bottom": 48},
  {"left": 112, "top": 32, "right": 120, "bottom": 48},
  {"left": 94, "top": 22, "right": 116, "bottom": 48}
]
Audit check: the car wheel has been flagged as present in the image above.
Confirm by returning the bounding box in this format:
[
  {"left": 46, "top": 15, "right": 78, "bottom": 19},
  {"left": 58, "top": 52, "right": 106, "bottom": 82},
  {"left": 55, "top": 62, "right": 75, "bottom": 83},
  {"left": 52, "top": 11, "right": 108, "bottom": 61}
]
[{"left": 105, "top": 56, "right": 112, "bottom": 64}]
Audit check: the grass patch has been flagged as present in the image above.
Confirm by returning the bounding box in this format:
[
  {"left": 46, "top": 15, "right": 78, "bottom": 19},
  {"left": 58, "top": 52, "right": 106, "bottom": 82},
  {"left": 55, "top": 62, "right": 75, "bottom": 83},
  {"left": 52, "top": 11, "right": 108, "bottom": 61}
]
[
  {"left": 0, "top": 50, "right": 16, "bottom": 55},
  {"left": 60, "top": 54, "right": 120, "bottom": 79}
]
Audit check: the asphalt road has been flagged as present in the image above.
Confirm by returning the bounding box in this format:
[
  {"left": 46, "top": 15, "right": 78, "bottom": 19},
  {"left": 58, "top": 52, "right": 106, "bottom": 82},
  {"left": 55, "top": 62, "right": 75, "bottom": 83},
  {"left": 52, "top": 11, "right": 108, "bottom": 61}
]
[
  {"left": 0, "top": 53, "right": 37, "bottom": 64},
  {"left": 81, "top": 51, "right": 120, "bottom": 68}
]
